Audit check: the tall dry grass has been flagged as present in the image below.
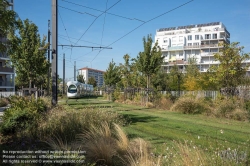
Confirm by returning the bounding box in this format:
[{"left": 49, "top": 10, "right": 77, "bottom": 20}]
[
  {"left": 170, "top": 95, "right": 249, "bottom": 121},
  {"left": 76, "top": 122, "right": 155, "bottom": 166}
]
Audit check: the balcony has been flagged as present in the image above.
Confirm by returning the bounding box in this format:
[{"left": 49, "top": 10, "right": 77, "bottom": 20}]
[
  {"left": 200, "top": 60, "right": 220, "bottom": 65},
  {"left": 200, "top": 44, "right": 218, "bottom": 48},
  {"left": 167, "top": 46, "right": 184, "bottom": 51},
  {"left": 6, "top": 0, "right": 13, "bottom": 4},
  {"left": 184, "top": 45, "right": 200, "bottom": 49},
  {"left": 0, "top": 53, "right": 10, "bottom": 59},
  {"left": 200, "top": 52, "right": 216, "bottom": 57},
  {"left": 0, "top": 66, "right": 14, "bottom": 73},
  {"left": 0, "top": 81, "right": 14, "bottom": 87},
  {"left": 168, "top": 59, "right": 187, "bottom": 65}
]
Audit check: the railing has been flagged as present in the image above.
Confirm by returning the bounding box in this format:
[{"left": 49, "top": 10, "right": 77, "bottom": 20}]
[
  {"left": 184, "top": 45, "right": 200, "bottom": 49},
  {"left": 6, "top": 0, "right": 13, "bottom": 3},
  {"left": 0, "top": 91, "right": 22, "bottom": 98},
  {"left": 200, "top": 52, "right": 215, "bottom": 56},
  {"left": 161, "top": 91, "right": 219, "bottom": 100},
  {"left": 0, "top": 53, "right": 10, "bottom": 59},
  {"left": 0, "top": 81, "right": 14, "bottom": 87},
  {"left": 200, "top": 61, "right": 220, "bottom": 64},
  {"left": 200, "top": 44, "right": 218, "bottom": 48},
  {"left": 167, "top": 46, "right": 184, "bottom": 51},
  {"left": 0, "top": 66, "right": 14, "bottom": 73}
]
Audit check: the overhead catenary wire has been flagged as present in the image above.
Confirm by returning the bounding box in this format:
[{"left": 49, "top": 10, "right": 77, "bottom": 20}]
[
  {"left": 89, "top": 0, "right": 194, "bottom": 62},
  {"left": 59, "top": 10, "right": 74, "bottom": 61},
  {"left": 74, "top": 0, "right": 121, "bottom": 45},
  {"left": 58, "top": 5, "right": 97, "bottom": 17},
  {"left": 58, "top": 0, "right": 121, "bottom": 60},
  {"left": 61, "top": 0, "right": 145, "bottom": 22},
  {"left": 100, "top": 0, "right": 108, "bottom": 46},
  {"left": 59, "top": 34, "right": 106, "bottom": 46}
]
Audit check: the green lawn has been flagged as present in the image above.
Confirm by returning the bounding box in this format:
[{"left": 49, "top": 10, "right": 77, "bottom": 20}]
[{"left": 62, "top": 97, "right": 250, "bottom": 157}]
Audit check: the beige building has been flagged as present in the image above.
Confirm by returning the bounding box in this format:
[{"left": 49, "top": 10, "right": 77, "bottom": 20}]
[{"left": 78, "top": 67, "right": 105, "bottom": 87}]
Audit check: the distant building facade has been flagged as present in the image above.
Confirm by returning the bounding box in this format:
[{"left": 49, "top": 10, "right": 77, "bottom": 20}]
[
  {"left": 155, "top": 22, "right": 234, "bottom": 73},
  {"left": 78, "top": 67, "right": 105, "bottom": 87},
  {"left": 0, "top": 0, "right": 15, "bottom": 92}
]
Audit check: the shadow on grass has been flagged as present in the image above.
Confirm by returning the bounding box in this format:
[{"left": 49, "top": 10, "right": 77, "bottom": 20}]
[
  {"left": 65, "top": 98, "right": 112, "bottom": 106},
  {"left": 124, "top": 114, "right": 157, "bottom": 124}
]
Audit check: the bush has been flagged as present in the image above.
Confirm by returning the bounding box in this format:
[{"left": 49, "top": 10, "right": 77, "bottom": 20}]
[
  {"left": 170, "top": 95, "right": 210, "bottom": 114},
  {"left": 0, "top": 97, "right": 9, "bottom": 107},
  {"left": 0, "top": 96, "right": 47, "bottom": 136},
  {"left": 213, "top": 98, "right": 249, "bottom": 121}
]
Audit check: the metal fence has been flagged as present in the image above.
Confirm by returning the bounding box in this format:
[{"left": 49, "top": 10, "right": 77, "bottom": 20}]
[
  {"left": 0, "top": 91, "right": 22, "bottom": 98},
  {"left": 161, "top": 91, "right": 219, "bottom": 100}
]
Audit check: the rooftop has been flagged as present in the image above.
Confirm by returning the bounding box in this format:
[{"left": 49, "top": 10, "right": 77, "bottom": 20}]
[
  {"left": 158, "top": 22, "right": 221, "bottom": 32},
  {"left": 79, "top": 67, "right": 105, "bottom": 73}
]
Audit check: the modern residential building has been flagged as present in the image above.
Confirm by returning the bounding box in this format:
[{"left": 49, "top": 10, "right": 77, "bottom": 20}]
[
  {"left": 0, "top": 0, "right": 15, "bottom": 92},
  {"left": 154, "top": 22, "right": 232, "bottom": 73},
  {"left": 78, "top": 67, "right": 105, "bottom": 87}
]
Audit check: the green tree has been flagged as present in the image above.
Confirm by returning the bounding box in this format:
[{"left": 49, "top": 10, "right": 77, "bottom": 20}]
[
  {"left": 120, "top": 54, "right": 132, "bottom": 88},
  {"left": 77, "top": 74, "right": 85, "bottom": 83},
  {"left": 167, "top": 65, "right": 184, "bottom": 91},
  {"left": 104, "top": 59, "right": 121, "bottom": 87},
  {"left": 151, "top": 69, "right": 168, "bottom": 91},
  {"left": 130, "top": 61, "right": 146, "bottom": 88},
  {"left": 134, "top": 35, "right": 164, "bottom": 89},
  {"left": 209, "top": 42, "right": 250, "bottom": 95},
  {"left": 8, "top": 19, "right": 49, "bottom": 89},
  {"left": 0, "top": 0, "right": 17, "bottom": 53},
  {"left": 183, "top": 57, "right": 201, "bottom": 90},
  {"left": 88, "top": 76, "right": 97, "bottom": 87}
]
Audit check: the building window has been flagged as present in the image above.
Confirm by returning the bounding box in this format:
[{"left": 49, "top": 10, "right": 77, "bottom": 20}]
[
  {"left": 188, "top": 35, "right": 192, "bottom": 40},
  {"left": 163, "top": 38, "right": 168, "bottom": 43},
  {"left": 179, "top": 36, "right": 183, "bottom": 42},
  {"left": 193, "top": 42, "right": 199, "bottom": 46},
  {"left": 188, "top": 43, "right": 192, "bottom": 46},
  {"left": 195, "top": 35, "right": 199, "bottom": 40},
  {"left": 212, "top": 34, "right": 217, "bottom": 39},
  {"left": 172, "top": 37, "right": 176, "bottom": 42},
  {"left": 205, "top": 34, "right": 211, "bottom": 39},
  {"left": 179, "top": 51, "right": 183, "bottom": 56},
  {"left": 195, "top": 50, "right": 200, "bottom": 55}
]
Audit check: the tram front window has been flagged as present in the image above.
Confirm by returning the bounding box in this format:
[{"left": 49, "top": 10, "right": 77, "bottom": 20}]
[{"left": 68, "top": 85, "right": 77, "bottom": 93}]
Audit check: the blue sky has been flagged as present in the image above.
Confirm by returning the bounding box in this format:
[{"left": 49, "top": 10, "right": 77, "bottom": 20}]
[{"left": 15, "top": 0, "right": 250, "bottom": 80}]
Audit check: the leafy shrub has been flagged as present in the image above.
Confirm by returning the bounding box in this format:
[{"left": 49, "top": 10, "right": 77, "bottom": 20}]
[
  {"left": 213, "top": 98, "right": 249, "bottom": 121},
  {"left": 0, "top": 97, "right": 9, "bottom": 107},
  {"left": 113, "top": 89, "right": 124, "bottom": 102},
  {"left": 0, "top": 96, "right": 47, "bottom": 136},
  {"left": 170, "top": 95, "right": 210, "bottom": 114}
]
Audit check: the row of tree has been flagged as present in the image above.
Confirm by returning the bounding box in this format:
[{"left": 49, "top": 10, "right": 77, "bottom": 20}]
[
  {"left": 104, "top": 35, "right": 250, "bottom": 96},
  {"left": 1, "top": 0, "right": 49, "bottom": 91}
]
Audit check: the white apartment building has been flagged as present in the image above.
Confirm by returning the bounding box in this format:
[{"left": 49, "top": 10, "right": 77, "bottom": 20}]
[
  {"left": 155, "top": 22, "right": 232, "bottom": 72},
  {"left": 0, "top": 0, "right": 15, "bottom": 92},
  {"left": 78, "top": 67, "right": 105, "bottom": 87}
]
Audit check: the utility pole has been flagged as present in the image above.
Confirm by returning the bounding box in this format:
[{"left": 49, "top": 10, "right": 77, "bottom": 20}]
[
  {"left": 52, "top": 0, "right": 58, "bottom": 105},
  {"left": 63, "top": 53, "right": 65, "bottom": 94},
  {"left": 74, "top": 61, "right": 76, "bottom": 81},
  {"left": 47, "top": 20, "right": 50, "bottom": 96}
]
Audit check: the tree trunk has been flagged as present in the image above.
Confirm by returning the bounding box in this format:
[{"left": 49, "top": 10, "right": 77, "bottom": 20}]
[
  {"left": 146, "top": 75, "right": 149, "bottom": 103},
  {"left": 29, "top": 79, "right": 31, "bottom": 94}
]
